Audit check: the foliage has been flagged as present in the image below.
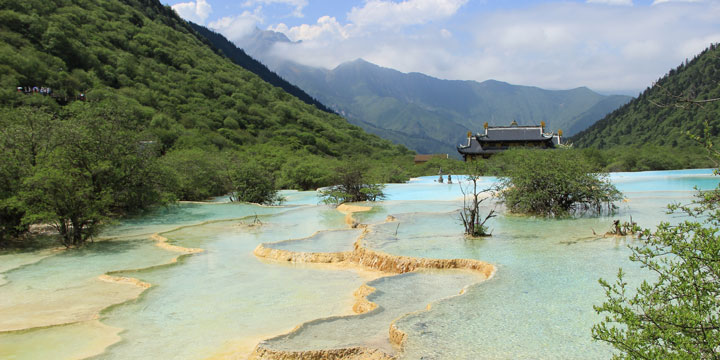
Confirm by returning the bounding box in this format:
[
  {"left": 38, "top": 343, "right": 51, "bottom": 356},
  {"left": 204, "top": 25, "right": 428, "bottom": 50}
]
[
  {"left": 579, "top": 145, "right": 713, "bottom": 172},
  {"left": 277, "top": 154, "right": 338, "bottom": 191},
  {"left": 497, "top": 149, "right": 623, "bottom": 217},
  {"left": 10, "top": 100, "right": 173, "bottom": 247},
  {"left": 459, "top": 161, "right": 495, "bottom": 237},
  {"left": 159, "top": 149, "right": 226, "bottom": 201},
  {"left": 593, "top": 195, "right": 720, "bottom": 358},
  {"left": 225, "top": 157, "right": 284, "bottom": 205},
  {"left": 319, "top": 161, "right": 386, "bottom": 204}
]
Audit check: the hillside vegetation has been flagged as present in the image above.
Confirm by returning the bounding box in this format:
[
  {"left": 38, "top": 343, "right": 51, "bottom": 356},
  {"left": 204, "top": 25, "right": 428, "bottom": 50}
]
[
  {"left": 0, "top": 0, "right": 412, "bottom": 246},
  {"left": 188, "top": 22, "right": 334, "bottom": 114},
  {"left": 573, "top": 44, "right": 720, "bottom": 165}
]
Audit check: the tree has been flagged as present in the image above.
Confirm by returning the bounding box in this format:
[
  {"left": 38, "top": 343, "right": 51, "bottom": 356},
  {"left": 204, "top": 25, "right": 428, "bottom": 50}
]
[
  {"left": 319, "top": 161, "right": 385, "bottom": 204},
  {"left": 459, "top": 161, "right": 495, "bottom": 237},
  {"left": 0, "top": 108, "right": 55, "bottom": 246},
  {"left": 497, "top": 149, "right": 622, "bottom": 217},
  {"left": 18, "top": 100, "right": 172, "bottom": 247},
  {"left": 225, "top": 156, "right": 284, "bottom": 205},
  {"left": 593, "top": 183, "right": 720, "bottom": 358}
]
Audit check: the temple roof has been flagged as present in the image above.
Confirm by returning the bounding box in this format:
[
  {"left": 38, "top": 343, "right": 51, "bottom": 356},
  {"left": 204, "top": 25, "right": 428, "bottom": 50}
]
[
  {"left": 458, "top": 123, "right": 562, "bottom": 157},
  {"left": 457, "top": 137, "right": 484, "bottom": 154},
  {"left": 480, "top": 126, "right": 552, "bottom": 142}
]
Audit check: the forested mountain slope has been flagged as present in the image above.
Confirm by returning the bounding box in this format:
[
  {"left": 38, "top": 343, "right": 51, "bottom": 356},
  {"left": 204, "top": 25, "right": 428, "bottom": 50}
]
[
  {"left": 0, "top": 0, "right": 404, "bottom": 158},
  {"left": 274, "top": 59, "right": 632, "bottom": 155},
  {"left": 573, "top": 44, "right": 720, "bottom": 149},
  {"left": 188, "top": 22, "right": 334, "bottom": 114}
]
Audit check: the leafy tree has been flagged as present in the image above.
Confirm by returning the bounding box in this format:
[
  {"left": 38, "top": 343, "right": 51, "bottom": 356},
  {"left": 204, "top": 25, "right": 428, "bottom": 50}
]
[
  {"left": 159, "top": 149, "right": 226, "bottom": 201},
  {"left": 593, "top": 168, "right": 720, "bottom": 358},
  {"left": 21, "top": 156, "right": 112, "bottom": 247},
  {"left": 278, "top": 154, "right": 337, "bottom": 191},
  {"left": 15, "top": 100, "right": 172, "bottom": 247},
  {"left": 225, "top": 155, "right": 283, "bottom": 205},
  {"left": 592, "top": 93, "right": 720, "bottom": 359},
  {"left": 497, "top": 149, "right": 622, "bottom": 217},
  {"left": 0, "top": 107, "right": 55, "bottom": 245},
  {"left": 320, "top": 161, "right": 386, "bottom": 204}
]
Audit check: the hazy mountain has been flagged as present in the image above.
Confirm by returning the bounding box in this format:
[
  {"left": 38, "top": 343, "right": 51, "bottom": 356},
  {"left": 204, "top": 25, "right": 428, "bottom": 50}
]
[
  {"left": 272, "top": 59, "right": 632, "bottom": 155},
  {"left": 572, "top": 44, "right": 720, "bottom": 150},
  {"left": 235, "top": 28, "right": 293, "bottom": 63}
]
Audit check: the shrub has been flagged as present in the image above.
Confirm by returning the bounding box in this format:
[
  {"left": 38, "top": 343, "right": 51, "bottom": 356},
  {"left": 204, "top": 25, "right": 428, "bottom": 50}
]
[
  {"left": 497, "top": 149, "right": 622, "bottom": 217},
  {"left": 319, "top": 161, "right": 385, "bottom": 204}
]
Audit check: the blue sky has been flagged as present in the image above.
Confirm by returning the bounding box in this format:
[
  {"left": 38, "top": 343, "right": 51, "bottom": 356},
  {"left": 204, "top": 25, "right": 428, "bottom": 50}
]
[{"left": 164, "top": 0, "right": 720, "bottom": 94}]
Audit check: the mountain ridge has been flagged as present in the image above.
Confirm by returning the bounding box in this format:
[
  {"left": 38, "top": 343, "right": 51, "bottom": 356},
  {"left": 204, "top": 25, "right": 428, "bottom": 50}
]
[{"left": 270, "top": 58, "right": 632, "bottom": 155}]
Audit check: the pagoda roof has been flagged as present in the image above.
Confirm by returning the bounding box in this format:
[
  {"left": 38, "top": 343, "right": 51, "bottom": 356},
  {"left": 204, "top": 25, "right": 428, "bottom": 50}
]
[
  {"left": 480, "top": 126, "right": 553, "bottom": 142},
  {"left": 457, "top": 137, "right": 484, "bottom": 154}
]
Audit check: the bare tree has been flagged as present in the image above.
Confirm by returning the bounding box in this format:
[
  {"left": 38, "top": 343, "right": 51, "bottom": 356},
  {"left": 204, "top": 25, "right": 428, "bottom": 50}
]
[
  {"left": 459, "top": 162, "right": 496, "bottom": 237},
  {"left": 649, "top": 82, "right": 720, "bottom": 109}
]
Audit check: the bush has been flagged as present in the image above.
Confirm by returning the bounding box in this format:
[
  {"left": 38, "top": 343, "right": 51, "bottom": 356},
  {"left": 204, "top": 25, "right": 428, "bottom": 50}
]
[
  {"left": 226, "top": 158, "right": 283, "bottom": 205},
  {"left": 593, "top": 123, "right": 720, "bottom": 358},
  {"left": 497, "top": 149, "right": 622, "bottom": 217},
  {"left": 320, "top": 161, "right": 385, "bottom": 204}
]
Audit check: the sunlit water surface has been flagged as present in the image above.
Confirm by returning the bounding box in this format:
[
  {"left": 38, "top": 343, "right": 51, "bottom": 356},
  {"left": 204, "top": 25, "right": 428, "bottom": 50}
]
[{"left": 0, "top": 169, "right": 717, "bottom": 359}]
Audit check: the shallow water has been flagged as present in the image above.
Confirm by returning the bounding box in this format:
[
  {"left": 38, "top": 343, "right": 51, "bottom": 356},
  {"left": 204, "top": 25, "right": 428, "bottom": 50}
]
[
  {"left": 262, "top": 270, "right": 483, "bottom": 355},
  {"left": 0, "top": 169, "right": 716, "bottom": 359}
]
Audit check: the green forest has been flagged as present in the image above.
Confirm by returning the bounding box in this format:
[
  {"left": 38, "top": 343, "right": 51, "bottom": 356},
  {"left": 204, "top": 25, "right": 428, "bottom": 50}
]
[
  {"left": 572, "top": 43, "right": 720, "bottom": 168},
  {"left": 0, "top": 0, "right": 416, "bottom": 247}
]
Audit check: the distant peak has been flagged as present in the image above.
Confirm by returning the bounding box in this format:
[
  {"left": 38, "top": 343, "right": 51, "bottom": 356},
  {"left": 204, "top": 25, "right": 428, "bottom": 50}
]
[{"left": 334, "top": 58, "right": 379, "bottom": 71}]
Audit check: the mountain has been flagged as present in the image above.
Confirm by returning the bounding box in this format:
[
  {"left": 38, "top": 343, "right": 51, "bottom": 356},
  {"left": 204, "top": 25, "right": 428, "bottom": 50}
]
[
  {"left": 572, "top": 44, "right": 720, "bottom": 150},
  {"left": 566, "top": 95, "right": 636, "bottom": 136},
  {"left": 236, "top": 28, "right": 293, "bottom": 63},
  {"left": 186, "top": 23, "right": 335, "bottom": 114},
  {"left": 0, "top": 0, "right": 407, "bottom": 159},
  {"left": 271, "top": 59, "right": 632, "bottom": 156}
]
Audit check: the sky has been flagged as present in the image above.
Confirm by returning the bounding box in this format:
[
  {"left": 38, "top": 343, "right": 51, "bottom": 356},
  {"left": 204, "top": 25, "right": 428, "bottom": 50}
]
[{"left": 164, "top": 0, "right": 720, "bottom": 95}]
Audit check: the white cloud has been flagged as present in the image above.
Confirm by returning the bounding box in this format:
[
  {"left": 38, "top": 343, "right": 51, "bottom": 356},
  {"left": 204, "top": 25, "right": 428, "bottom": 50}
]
[
  {"left": 242, "top": 0, "right": 308, "bottom": 17},
  {"left": 586, "top": 0, "right": 633, "bottom": 5},
  {"left": 209, "top": 8, "right": 264, "bottom": 42},
  {"left": 652, "top": 0, "right": 701, "bottom": 4},
  {"left": 269, "top": 16, "right": 350, "bottom": 42},
  {"left": 461, "top": 2, "right": 720, "bottom": 91},
  {"left": 678, "top": 33, "right": 720, "bottom": 58},
  {"left": 348, "top": 0, "right": 468, "bottom": 28},
  {"left": 256, "top": 0, "right": 720, "bottom": 93},
  {"left": 171, "top": 0, "right": 212, "bottom": 24}
]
